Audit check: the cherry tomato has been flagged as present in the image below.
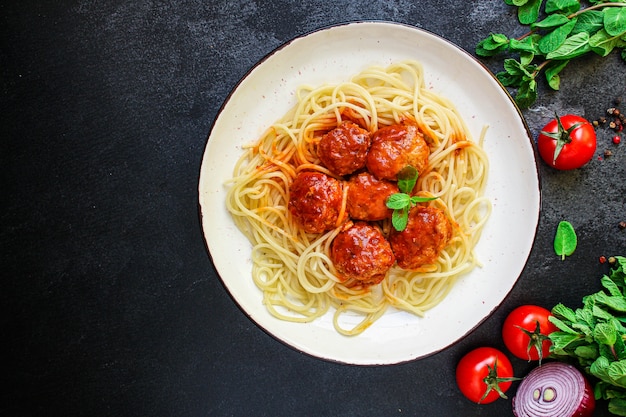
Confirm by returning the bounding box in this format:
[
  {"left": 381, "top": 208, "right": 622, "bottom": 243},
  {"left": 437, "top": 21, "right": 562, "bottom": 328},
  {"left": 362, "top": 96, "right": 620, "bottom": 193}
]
[
  {"left": 456, "top": 347, "right": 517, "bottom": 404},
  {"left": 537, "top": 114, "right": 596, "bottom": 170},
  {"left": 502, "top": 305, "right": 558, "bottom": 364}
]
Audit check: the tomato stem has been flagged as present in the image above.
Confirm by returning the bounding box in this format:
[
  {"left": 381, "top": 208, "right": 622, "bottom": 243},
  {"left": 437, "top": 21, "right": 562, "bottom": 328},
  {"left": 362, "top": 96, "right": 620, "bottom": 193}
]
[
  {"left": 479, "top": 358, "right": 522, "bottom": 403},
  {"left": 540, "top": 112, "right": 583, "bottom": 164},
  {"left": 516, "top": 320, "right": 551, "bottom": 365}
]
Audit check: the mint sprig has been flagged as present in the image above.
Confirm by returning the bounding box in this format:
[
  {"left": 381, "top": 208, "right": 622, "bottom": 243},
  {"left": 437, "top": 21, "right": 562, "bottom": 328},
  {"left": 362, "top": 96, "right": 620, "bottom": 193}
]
[
  {"left": 386, "top": 166, "right": 438, "bottom": 232},
  {"left": 548, "top": 256, "right": 626, "bottom": 415},
  {"left": 476, "top": 0, "right": 626, "bottom": 109}
]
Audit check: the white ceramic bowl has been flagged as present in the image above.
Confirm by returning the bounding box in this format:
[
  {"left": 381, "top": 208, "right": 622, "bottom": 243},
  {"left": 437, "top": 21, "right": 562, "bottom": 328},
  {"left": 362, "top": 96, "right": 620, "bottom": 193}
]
[{"left": 199, "top": 21, "right": 540, "bottom": 365}]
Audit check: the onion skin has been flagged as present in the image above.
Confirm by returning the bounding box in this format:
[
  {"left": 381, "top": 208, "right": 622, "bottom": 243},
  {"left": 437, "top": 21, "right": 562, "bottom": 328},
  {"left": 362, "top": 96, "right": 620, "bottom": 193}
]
[{"left": 512, "top": 362, "right": 595, "bottom": 417}]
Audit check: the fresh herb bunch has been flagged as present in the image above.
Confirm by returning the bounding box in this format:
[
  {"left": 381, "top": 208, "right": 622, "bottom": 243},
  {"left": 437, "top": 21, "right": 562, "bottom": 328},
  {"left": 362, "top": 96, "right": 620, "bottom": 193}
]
[
  {"left": 548, "top": 256, "right": 626, "bottom": 416},
  {"left": 385, "top": 166, "right": 438, "bottom": 232},
  {"left": 476, "top": 0, "right": 626, "bottom": 109}
]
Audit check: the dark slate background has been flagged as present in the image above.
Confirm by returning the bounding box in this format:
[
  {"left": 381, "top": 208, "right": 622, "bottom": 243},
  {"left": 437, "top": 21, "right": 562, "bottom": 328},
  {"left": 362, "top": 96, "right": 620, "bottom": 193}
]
[{"left": 2, "top": 1, "right": 625, "bottom": 416}]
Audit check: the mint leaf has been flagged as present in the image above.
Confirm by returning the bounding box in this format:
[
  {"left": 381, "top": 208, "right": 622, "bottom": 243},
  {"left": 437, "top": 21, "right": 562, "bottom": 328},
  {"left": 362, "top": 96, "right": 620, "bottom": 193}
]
[
  {"left": 397, "top": 165, "right": 418, "bottom": 194},
  {"left": 539, "top": 18, "right": 578, "bottom": 54},
  {"left": 386, "top": 193, "right": 411, "bottom": 209},
  {"left": 554, "top": 220, "right": 577, "bottom": 260},
  {"left": 532, "top": 13, "right": 571, "bottom": 29},
  {"left": 595, "top": 322, "right": 618, "bottom": 346},
  {"left": 545, "top": 0, "right": 580, "bottom": 15},
  {"left": 391, "top": 207, "right": 409, "bottom": 232},
  {"left": 518, "top": 0, "right": 543, "bottom": 24},
  {"left": 544, "top": 59, "right": 569, "bottom": 89},
  {"left": 604, "top": 7, "right": 626, "bottom": 37}
]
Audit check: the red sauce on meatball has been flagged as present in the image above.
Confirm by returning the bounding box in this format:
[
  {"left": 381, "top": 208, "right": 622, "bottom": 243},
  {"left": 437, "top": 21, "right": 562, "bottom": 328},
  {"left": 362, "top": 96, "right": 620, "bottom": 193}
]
[
  {"left": 346, "top": 172, "right": 398, "bottom": 221},
  {"left": 330, "top": 222, "right": 395, "bottom": 286},
  {"left": 389, "top": 206, "right": 453, "bottom": 270},
  {"left": 288, "top": 171, "right": 346, "bottom": 234},
  {"left": 366, "top": 122, "right": 430, "bottom": 181},
  {"left": 317, "top": 121, "right": 371, "bottom": 176}
]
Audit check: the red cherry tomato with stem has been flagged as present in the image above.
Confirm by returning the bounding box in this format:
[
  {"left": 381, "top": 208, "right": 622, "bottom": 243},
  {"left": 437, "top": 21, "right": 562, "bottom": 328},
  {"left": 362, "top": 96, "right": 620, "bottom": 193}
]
[
  {"left": 502, "top": 305, "right": 558, "bottom": 365},
  {"left": 456, "top": 347, "right": 519, "bottom": 404},
  {"left": 537, "top": 113, "right": 596, "bottom": 170}
]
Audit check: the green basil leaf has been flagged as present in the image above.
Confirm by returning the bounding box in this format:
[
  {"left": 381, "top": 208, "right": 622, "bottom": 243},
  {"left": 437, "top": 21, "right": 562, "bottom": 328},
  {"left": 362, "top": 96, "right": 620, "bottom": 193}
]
[
  {"left": 544, "top": 59, "right": 569, "bottom": 90},
  {"left": 604, "top": 7, "right": 626, "bottom": 37},
  {"left": 539, "top": 18, "right": 578, "bottom": 54},
  {"left": 554, "top": 220, "right": 577, "bottom": 260},
  {"left": 518, "top": 0, "right": 543, "bottom": 24},
  {"left": 532, "top": 13, "right": 571, "bottom": 30},
  {"left": 545, "top": 0, "right": 581, "bottom": 15},
  {"left": 546, "top": 31, "right": 591, "bottom": 59},
  {"left": 386, "top": 193, "right": 411, "bottom": 209},
  {"left": 512, "top": 0, "right": 530, "bottom": 6}
]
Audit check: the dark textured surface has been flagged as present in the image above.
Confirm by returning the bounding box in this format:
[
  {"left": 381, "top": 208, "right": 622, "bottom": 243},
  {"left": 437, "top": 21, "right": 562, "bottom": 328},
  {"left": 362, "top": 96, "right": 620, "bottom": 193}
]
[{"left": 2, "top": 1, "right": 625, "bottom": 416}]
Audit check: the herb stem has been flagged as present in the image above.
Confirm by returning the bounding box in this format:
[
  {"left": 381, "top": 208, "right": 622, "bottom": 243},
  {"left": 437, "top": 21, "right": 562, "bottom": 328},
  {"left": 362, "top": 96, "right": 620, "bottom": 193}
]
[{"left": 568, "top": 2, "right": 626, "bottom": 19}]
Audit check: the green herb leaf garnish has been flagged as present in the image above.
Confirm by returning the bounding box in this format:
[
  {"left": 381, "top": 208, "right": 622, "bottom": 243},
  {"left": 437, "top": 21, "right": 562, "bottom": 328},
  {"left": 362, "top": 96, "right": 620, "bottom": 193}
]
[
  {"left": 475, "top": 0, "right": 626, "bottom": 108},
  {"left": 554, "top": 220, "right": 577, "bottom": 260},
  {"left": 386, "top": 165, "right": 438, "bottom": 232},
  {"left": 547, "top": 256, "right": 626, "bottom": 414}
]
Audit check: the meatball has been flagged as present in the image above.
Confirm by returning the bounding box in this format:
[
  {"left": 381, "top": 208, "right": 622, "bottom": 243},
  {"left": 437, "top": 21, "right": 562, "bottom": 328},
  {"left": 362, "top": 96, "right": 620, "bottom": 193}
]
[
  {"left": 288, "top": 171, "right": 347, "bottom": 234},
  {"left": 330, "top": 222, "right": 395, "bottom": 285},
  {"left": 366, "top": 122, "right": 430, "bottom": 181},
  {"left": 317, "top": 121, "right": 371, "bottom": 176},
  {"left": 346, "top": 172, "right": 399, "bottom": 221},
  {"left": 389, "top": 206, "right": 453, "bottom": 270}
]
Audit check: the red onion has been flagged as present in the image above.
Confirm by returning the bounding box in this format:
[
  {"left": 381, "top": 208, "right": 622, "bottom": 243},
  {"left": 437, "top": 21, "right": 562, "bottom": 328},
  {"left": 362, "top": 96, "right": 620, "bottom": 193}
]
[{"left": 512, "top": 362, "right": 595, "bottom": 417}]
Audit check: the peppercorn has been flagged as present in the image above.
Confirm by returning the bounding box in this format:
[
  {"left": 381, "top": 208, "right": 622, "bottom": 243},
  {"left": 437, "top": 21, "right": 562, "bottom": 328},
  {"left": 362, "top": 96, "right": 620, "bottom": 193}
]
[
  {"left": 619, "top": 221, "right": 626, "bottom": 230},
  {"left": 613, "top": 136, "right": 622, "bottom": 144},
  {"left": 599, "top": 116, "right": 607, "bottom": 124},
  {"left": 604, "top": 149, "right": 614, "bottom": 157},
  {"left": 610, "top": 121, "right": 617, "bottom": 129},
  {"left": 608, "top": 107, "right": 617, "bottom": 116},
  {"left": 609, "top": 257, "right": 617, "bottom": 265},
  {"left": 593, "top": 120, "right": 599, "bottom": 127},
  {"left": 600, "top": 255, "right": 607, "bottom": 264}
]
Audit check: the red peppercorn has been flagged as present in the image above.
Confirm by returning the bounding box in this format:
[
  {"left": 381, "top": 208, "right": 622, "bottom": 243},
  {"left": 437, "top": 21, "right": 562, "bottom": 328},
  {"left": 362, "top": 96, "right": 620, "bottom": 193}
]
[
  {"left": 600, "top": 256, "right": 607, "bottom": 264},
  {"left": 613, "top": 135, "right": 621, "bottom": 144}
]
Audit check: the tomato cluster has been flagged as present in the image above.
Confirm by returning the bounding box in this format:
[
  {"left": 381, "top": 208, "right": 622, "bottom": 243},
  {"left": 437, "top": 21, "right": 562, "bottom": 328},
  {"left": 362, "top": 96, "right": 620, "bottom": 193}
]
[{"left": 456, "top": 305, "right": 557, "bottom": 404}]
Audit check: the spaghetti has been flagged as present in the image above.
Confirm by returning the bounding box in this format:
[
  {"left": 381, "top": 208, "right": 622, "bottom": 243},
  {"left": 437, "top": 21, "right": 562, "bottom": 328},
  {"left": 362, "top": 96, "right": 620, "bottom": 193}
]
[{"left": 225, "top": 60, "right": 491, "bottom": 336}]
